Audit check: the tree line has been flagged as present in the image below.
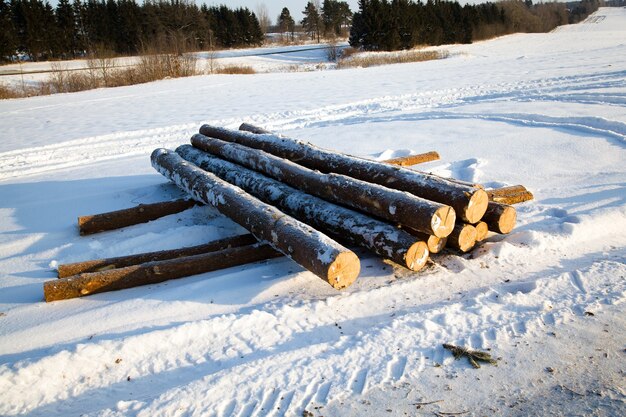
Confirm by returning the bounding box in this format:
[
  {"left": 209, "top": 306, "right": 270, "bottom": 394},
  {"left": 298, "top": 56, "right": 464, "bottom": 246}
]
[
  {"left": 350, "top": 0, "right": 601, "bottom": 51},
  {"left": 0, "top": 0, "right": 263, "bottom": 62},
  {"left": 0, "top": 0, "right": 604, "bottom": 62}
]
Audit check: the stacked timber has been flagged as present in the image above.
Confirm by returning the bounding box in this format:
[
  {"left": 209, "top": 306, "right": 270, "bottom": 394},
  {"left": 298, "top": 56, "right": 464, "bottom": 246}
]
[
  {"left": 199, "top": 124, "right": 489, "bottom": 224},
  {"left": 45, "top": 123, "right": 533, "bottom": 302}
]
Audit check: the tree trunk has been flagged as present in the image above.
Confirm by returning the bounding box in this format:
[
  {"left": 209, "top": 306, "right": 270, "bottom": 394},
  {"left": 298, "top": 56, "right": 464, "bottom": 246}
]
[
  {"left": 78, "top": 198, "right": 197, "bottom": 235},
  {"left": 190, "top": 134, "right": 455, "bottom": 238},
  {"left": 57, "top": 234, "right": 258, "bottom": 278},
  {"left": 152, "top": 149, "right": 360, "bottom": 289},
  {"left": 239, "top": 122, "right": 271, "bottom": 134},
  {"left": 240, "top": 123, "right": 441, "bottom": 167},
  {"left": 474, "top": 221, "right": 489, "bottom": 242},
  {"left": 177, "top": 145, "right": 429, "bottom": 271},
  {"left": 483, "top": 202, "right": 517, "bottom": 234},
  {"left": 382, "top": 151, "right": 441, "bottom": 166},
  {"left": 447, "top": 223, "right": 477, "bottom": 252},
  {"left": 44, "top": 243, "right": 282, "bottom": 302},
  {"left": 404, "top": 229, "right": 447, "bottom": 254},
  {"left": 199, "top": 124, "right": 488, "bottom": 223},
  {"left": 487, "top": 185, "right": 534, "bottom": 205}
]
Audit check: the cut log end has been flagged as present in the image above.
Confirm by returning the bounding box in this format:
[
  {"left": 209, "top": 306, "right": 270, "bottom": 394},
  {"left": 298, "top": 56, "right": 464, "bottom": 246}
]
[
  {"left": 495, "top": 205, "right": 517, "bottom": 234},
  {"left": 474, "top": 221, "right": 489, "bottom": 241},
  {"left": 405, "top": 241, "right": 430, "bottom": 271},
  {"left": 427, "top": 235, "right": 447, "bottom": 254},
  {"left": 449, "top": 224, "right": 477, "bottom": 253},
  {"left": 465, "top": 188, "right": 489, "bottom": 224},
  {"left": 432, "top": 206, "right": 456, "bottom": 238},
  {"left": 326, "top": 252, "right": 361, "bottom": 290}
]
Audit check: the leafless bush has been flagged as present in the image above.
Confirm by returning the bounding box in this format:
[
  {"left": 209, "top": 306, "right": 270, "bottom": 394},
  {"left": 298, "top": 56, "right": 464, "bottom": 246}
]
[
  {"left": 49, "top": 62, "right": 68, "bottom": 93},
  {"left": 326, "top": 39, "right": 340, "bottom": 62},
  {"left": 340, "top": 47, "right": 359, "bottom": 60},
  {"left": 0, "top": 84, "right": 21, "bottom": 99},
  {"left": 337, "top": 49, "right": 449, "bottom": 69},
  {"left": 216, "top": 65, "right": 256, "bottom": 74},
  {"left": 86, "top": 47, "right": 116, "bottom": 87}
]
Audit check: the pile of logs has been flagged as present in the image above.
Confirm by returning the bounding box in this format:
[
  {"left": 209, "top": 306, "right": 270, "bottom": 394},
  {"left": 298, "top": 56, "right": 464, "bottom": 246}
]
[{"left": 43, "top": 124, "right": 533, "bottom": 302}]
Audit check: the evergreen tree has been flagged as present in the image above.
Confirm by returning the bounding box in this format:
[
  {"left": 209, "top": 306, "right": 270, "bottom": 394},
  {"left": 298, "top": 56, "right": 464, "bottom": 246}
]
[
  {"left": 55, "top": 0, "right": 75, "bottom": 57},
  {"left": 301, "top": 1, "right": 321, "bottom": 42},
  {"left": 0, "top": 0, "right": 17, "bottom": 60},
  {"left": 278, "top": 7, "right": 295, "bottom": 40}
]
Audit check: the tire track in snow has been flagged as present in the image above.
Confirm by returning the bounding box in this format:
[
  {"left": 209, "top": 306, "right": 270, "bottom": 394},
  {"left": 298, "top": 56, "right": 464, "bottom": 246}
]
[
  {"left": 2, "top": 245, "right": 624, "bottom": 416},
  {"left": 2, "top": 70, "right": 623, "bottom": 180}
]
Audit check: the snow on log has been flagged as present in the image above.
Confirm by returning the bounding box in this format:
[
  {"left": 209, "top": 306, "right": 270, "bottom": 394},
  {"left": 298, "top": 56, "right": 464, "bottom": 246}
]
[
  {"left": 199, "top": 124, "right": 488, "bottom": 223},
  {"left": 151, "top": 149, "right": 360, "bottom": 289},
  {"left": 240, "top": 123, "right": 441, "bottom": 166},
  {"left": 177, "top": 145, "right": 429, "bottom": 271},
  {"left": 487, "top": 185, "right": 534, "bottom": 205},
  {"left": 474, "top": 221, "right": 489, "bottom": 242},
  {"left": 44, "top": 243, "right": 281, "bottom": 302},
  {"left": 57, "top": 234, "right": 258, "bottom": 278},
  {"left": 78, "top": 198, "right": 197, "bottom": 235},
  {"left": 190, "top": 134, "right": 455, "bottom": 238},
  {"left": 381, "top": 151, "right": 441, "bottom": 166},
  {"left": 483, "top": 202, "right": 517, "bottom": 234},
  {"left": 447, "top": 223, "right": 477, "bottom": 252}
]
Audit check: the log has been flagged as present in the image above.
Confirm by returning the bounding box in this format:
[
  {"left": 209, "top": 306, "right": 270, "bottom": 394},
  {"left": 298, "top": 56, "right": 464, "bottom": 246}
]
[
  {"left": 447, "top": 223, "right": 477, "bottom": 252},
  {"left": 44, "top": 243, "right": 282, "bottom": 302},
  {"left": 382, "top": 151, "right": 441, "bottom": 166},
  {"left": 239, "top": 122, "right": 272, "bottom": 134},
  {"left": 240, "top": 123, "right": 441, "bottom": 167},
  {"left": 474, "top": 221, "right": 489, "bottom": 242},
  {"left": 152, "top": 149, "right": 360, "bottom": 289},
  {"left": 483, "top": 202, "right": 517, "bottom": 234},
  {"left": 199, "top": 125, "right": 488, "bottom": 223},
  {"left": 487, "top": 185, "right": 534, "bottom": 205},
  {"left": 190, "top": 134, "right": 455, "bottom": 238},
  {"left": 177, "top": 145, "right": 429, "bottom": 271},
  {"left": 404, "top": 229, "right": 447, "bottom": 254},
  {"left": 78, "top": 198, "right": 197, "bottom": 235},
  {"left": 57, "top": 234, "right": 258, "bottom": 278}
]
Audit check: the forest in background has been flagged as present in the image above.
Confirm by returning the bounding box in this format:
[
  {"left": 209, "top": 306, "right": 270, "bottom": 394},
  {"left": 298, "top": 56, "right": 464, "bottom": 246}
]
[{"left": 0, "top": 0, "right": 606, "bottom": 62}]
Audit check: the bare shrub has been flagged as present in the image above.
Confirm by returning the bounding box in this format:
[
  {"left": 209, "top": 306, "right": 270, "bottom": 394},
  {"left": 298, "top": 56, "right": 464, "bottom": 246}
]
[
  {"left": 49, "top": 62, "right": 68, "bottom": 93},
  {"left": 326, "top": 39, "right": 340, "bottom": 62},
  {"left": 337, "top": 49, "right": 449, "bottom": 69},
  {"left": 216, "top": 65, "right": 256, "bottom": 75},
  {"left": 0, "top": 84, "right": 21, "bottom": 99},
  {"left": 340, "top": 47, "right": 359, "bottom": 60}
]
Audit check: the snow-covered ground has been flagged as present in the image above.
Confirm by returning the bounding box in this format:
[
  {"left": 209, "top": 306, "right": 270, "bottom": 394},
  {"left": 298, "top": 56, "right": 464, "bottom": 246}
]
[
  {"left": 0, "top": 43, "right": 343, "bottom": 88},
  {"left": 1, "top": 7, "right": 625, "bottom": 417}
]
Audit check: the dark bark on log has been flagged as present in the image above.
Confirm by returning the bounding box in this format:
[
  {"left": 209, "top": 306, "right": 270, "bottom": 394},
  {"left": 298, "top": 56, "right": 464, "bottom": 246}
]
[
  {"left": 199, "top": 124, "right": 488, "bottom": 223},
  {"left": 190, "top": 134, "right": 455, "bottom": 238},
  {"left": 474, "top": 221, "right": 489, "bottom": 242},
  {"left": 447, "top": 223, "right": 477, "bottom": 252},
  {"left": 382, "top": 151, "right": 441, "bottom": 166},
  {"left": 57, "top": 234, "right": 258, "bottom": 278},
  {"left": 488, "top": 188, "right": 534, "bottom": 205},
  {"left": 177, "top": 145, "right": 429, "bottom": 271},
  {"left": 240, "top": 123, "right": 441, "bottom": 166},
  {"left": 152, "top": 149, "right": 360, "bottom": 289},
  {"left": 239, "top": 123, "right": 272, "bottom": 134},
  {"left": 44, "top": 243, "right": 281, "bottom": 302},
  {"left": 78, "top": 199, "right": 197, "bottom": 235},
  {"left": 483, "top": 202, "right": 517, "bottom": 234}
]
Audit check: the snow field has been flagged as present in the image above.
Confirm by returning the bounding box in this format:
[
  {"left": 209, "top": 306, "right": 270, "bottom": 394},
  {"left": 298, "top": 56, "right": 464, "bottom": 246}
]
[{"left": 0, "top": 7, "right": 625, "bottom": 417}]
